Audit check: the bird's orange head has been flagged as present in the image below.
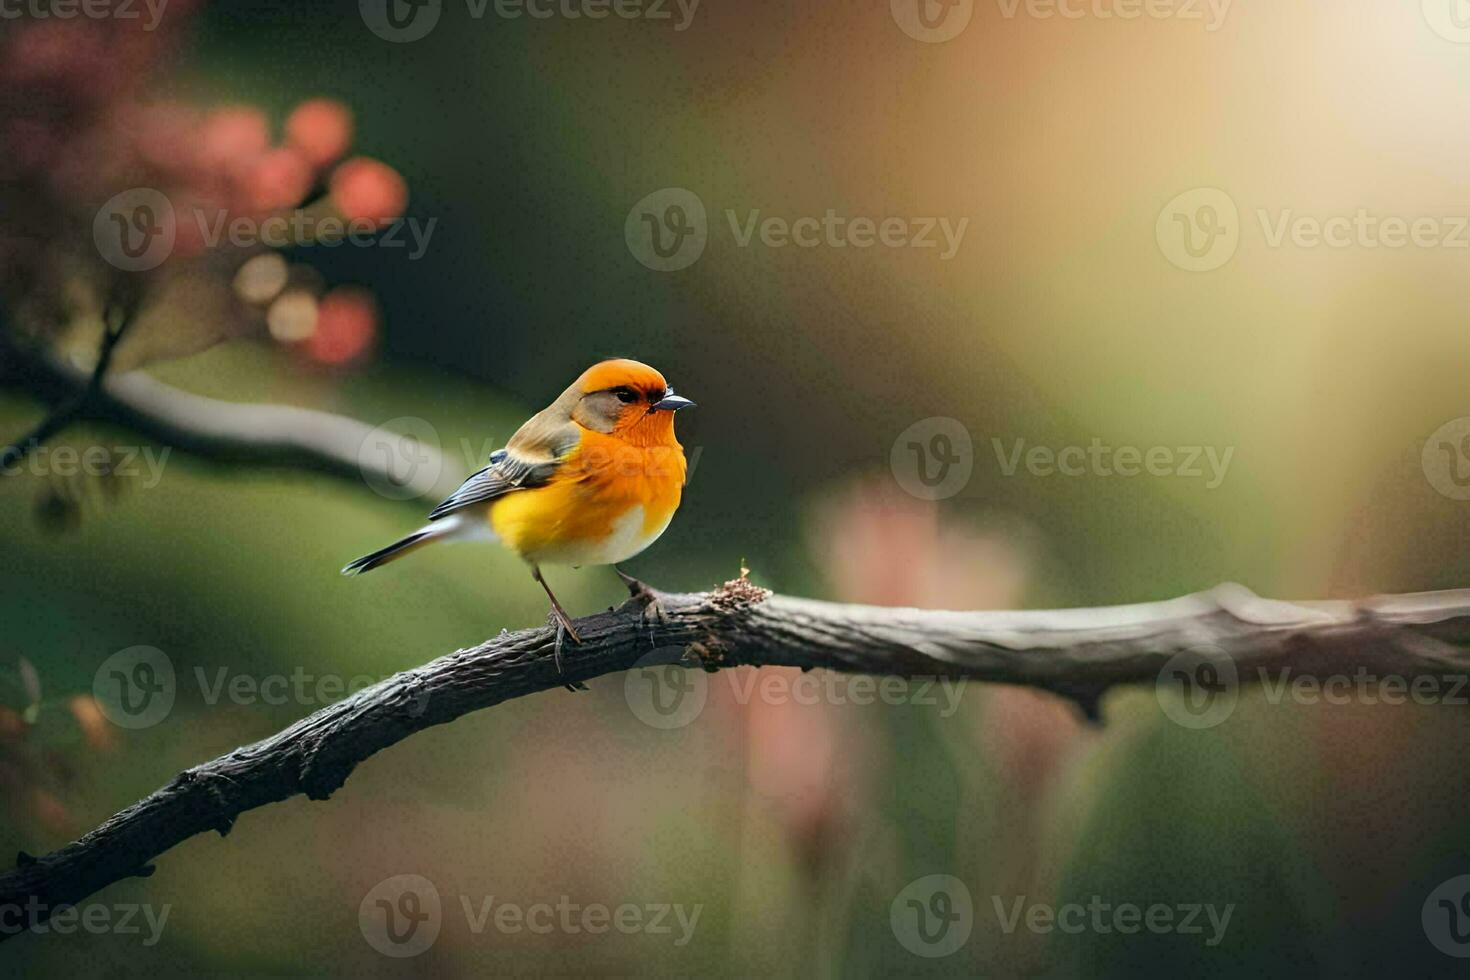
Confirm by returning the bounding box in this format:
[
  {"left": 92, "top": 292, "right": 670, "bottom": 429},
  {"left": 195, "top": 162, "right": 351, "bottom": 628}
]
[{"left": 567, "top": 358, "right": 695, "bottom": 445}]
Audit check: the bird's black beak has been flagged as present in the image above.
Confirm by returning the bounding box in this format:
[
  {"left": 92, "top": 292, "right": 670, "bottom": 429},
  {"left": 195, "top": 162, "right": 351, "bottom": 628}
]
[{"left": 654, "top": 389, "right": 695, "bottom": 412}]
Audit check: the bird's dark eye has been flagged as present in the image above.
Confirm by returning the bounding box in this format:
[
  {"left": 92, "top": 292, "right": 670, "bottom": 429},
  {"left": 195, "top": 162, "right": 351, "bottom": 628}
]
[{"left": 613, "top": 387, "right": 638, "bottom": 403}]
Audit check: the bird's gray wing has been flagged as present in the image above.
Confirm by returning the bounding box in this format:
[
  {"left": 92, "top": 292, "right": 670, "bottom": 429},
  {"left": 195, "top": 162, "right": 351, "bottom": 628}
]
[{"left": 426, "top": 413, "right": 579, "bottom": 521}]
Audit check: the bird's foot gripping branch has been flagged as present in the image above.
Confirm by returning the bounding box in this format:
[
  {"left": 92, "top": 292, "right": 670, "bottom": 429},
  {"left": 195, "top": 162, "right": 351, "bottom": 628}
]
[{"left": 5, "top": 579, "right": 1470, "bottom": 942}]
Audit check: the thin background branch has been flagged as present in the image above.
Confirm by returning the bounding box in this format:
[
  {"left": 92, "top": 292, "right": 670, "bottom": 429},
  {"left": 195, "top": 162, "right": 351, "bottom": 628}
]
[
  {"left": 0, "top": 306, "right": 133, "bottom": 471},
  {"left": 0, "top": 328, "right": 465, "bottom": 501}
]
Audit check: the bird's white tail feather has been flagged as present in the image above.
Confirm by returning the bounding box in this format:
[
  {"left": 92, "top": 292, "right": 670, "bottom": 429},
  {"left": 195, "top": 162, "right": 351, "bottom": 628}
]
[{"left": 341, "top": 514, "right": 496, "bottom": 575}]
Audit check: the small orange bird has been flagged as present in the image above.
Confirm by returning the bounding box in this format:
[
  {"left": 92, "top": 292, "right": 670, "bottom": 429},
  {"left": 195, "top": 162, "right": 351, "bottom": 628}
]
[{"left": 343, "top": 359, "right": 693, "bottom": 674}]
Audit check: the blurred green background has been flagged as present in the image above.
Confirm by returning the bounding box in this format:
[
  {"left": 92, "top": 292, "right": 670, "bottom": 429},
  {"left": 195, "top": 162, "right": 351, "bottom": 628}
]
[{"left": 5, "top": 0, "right": 1470, "bottom": 975}]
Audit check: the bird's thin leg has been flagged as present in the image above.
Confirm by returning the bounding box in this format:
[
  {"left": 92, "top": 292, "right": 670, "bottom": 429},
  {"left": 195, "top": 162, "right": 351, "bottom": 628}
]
[
  {"left": 534, "top": 565, "right": 583, "bottom": 642},
  {"left": 533, "top": 565, "right": 587, "bottom": 692}
]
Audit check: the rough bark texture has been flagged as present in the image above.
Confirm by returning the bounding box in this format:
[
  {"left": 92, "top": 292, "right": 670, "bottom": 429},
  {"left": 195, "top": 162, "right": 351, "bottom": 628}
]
[{"left": 3, "top": 578, "right": 1470, "bottom": 940}]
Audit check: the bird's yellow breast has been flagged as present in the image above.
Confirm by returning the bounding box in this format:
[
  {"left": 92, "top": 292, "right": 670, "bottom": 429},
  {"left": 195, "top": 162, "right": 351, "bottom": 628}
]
[{"left": 486, "top": 431, "right": 685, "bottom": 566}]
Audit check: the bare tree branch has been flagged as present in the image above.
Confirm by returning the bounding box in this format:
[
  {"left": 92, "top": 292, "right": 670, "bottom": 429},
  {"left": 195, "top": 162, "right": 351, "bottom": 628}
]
[
  {"left": 2, "top": 577, "right": 1470, "bottom": 940},
  {"left": 0, "top": 335, "right": 466, "bottom": 500},
  {"left": 0, "top": 310, "right": 132, "bottom": 471}
]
